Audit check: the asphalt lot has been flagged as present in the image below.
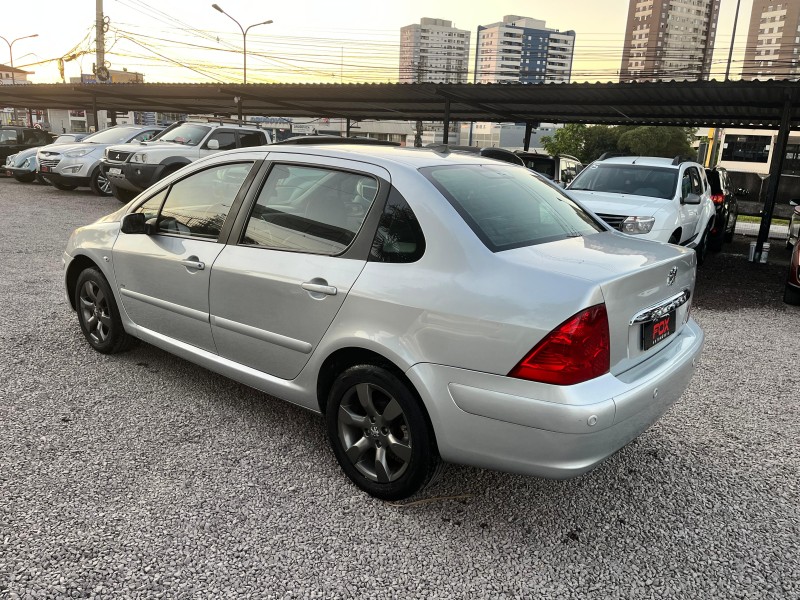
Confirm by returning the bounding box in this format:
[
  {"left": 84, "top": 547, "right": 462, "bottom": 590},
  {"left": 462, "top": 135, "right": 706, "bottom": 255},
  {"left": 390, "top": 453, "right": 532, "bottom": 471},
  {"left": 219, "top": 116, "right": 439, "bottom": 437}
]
[{"left": 1, "top": 177, "right": 798, "bottom": 599}]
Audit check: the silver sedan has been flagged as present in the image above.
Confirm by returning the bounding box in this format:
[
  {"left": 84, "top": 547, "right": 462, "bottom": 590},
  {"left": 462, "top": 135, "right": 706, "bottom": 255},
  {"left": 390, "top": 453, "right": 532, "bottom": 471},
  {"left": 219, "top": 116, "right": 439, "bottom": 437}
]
[{"left": 63, "top": 145, "right": 704, "bottom": 500}]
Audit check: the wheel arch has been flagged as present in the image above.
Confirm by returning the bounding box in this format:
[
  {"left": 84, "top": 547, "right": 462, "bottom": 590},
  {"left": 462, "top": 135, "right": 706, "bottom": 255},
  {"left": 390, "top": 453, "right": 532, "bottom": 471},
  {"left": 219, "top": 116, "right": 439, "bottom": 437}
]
[{"left": 65, "top": 254, "right": 102, "bottom": 310}]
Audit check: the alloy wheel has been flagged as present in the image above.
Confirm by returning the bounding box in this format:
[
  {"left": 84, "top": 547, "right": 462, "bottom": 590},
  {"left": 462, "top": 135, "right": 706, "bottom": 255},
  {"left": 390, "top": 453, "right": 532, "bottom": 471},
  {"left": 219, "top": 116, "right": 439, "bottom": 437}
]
[
  {"left": 337, "top": 382, "right": 412, "bottom": 483},
  {"left": 97, "top": 171, "right": 111, "bottom": 194},
  {"left": 79, "top": 280, "right": 112, "bottom": 344}
]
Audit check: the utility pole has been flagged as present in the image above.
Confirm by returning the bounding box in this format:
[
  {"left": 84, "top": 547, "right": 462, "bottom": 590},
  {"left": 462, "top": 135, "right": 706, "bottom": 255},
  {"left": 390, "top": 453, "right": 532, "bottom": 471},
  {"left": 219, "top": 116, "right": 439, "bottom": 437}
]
[
  {"left": 725, "top": 0, "right": 742, "bottom": 80},
  {"left": 96, "top": 0, "right": 105, "bottom": 81},
  {"left": 414, "top": 57, "right": 425, "bottom": 147}
]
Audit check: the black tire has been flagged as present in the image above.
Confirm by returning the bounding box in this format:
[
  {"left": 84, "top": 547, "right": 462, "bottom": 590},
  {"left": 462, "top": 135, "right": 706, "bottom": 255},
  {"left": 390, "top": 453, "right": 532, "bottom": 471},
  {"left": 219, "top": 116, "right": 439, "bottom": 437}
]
[
  {"left": 52, "top": 182, "right": 78, "bottom": 191},
  {"left": 14, "top": 173, "right": 36, "bottom": 183},
  {"left": 326, "top": 364, "right": 441, "bottom": 501},
  {"left": 784, "top": 281, "right": 800, "bottom": 305},
  {"left": 89, "top": 167, "right": 112, "bottom": 196},
  {"left": 724, "top": 213, "right": 737, "bottom": 243},
  {"left": 708, "top": 216, "right": 726, "bottom": 252},
  {"left": 36, "top": 174, "right": 49, "bottom": 185},
  {"left": 111, "top": 184, "right": 138, "bottom": 203},
  {"left": 695, "top": 224, "right": 711, "bottom": 266},
  {"left": 74, "top": 268, "right": 137, "bottom": 354}
]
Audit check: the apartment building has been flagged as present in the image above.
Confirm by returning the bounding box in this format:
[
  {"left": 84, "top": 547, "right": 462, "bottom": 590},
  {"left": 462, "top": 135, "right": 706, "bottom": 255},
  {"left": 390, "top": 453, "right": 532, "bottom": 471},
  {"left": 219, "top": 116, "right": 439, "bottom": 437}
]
[
  {"left": 742, "top": 1, "right": 800, "bottom": 79},
  {"left": 620, "top": 0, "right": 720, "bottom": 82},
  {"left": 474, "top": 15, "right": 575, "bottom": 84},
  {"left": 399, "top": 18, "right": 470, "bottom": 83}
]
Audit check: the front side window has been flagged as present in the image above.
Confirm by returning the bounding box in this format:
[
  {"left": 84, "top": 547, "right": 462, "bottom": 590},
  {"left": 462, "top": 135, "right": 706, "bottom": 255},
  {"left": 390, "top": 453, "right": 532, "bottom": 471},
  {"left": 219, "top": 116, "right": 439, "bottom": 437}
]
[
  {"left": 152, "top": 161, "right": 254, "bottom": 239},
  {"left": 423, "top": 164, "right": 603, "bottom": 252},
  {"left": 206, "top": 131, "right": 236, "bottom": 151},
  {"left": 570, "top": 163, "right": 678, "bottom": 200},
  {"left": 242, "top": 164, "right": 378, "bottom": 255}
]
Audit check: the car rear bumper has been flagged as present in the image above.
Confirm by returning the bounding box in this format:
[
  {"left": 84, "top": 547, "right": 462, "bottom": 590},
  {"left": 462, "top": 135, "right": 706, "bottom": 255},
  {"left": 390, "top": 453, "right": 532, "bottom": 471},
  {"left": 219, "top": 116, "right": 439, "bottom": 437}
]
[{"left": 406, "top": 318, "right": 704, "bottom": 479}]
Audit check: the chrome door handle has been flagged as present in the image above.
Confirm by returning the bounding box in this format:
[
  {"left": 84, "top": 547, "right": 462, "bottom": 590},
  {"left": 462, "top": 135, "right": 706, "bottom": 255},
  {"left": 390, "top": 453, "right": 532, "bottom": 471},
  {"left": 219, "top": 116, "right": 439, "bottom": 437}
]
[
  {"left": 301, "top": 282, "right": 337, "bottom": 296},
  {"left": 180, "top": 259, "right": 205, "bottom": 270}
]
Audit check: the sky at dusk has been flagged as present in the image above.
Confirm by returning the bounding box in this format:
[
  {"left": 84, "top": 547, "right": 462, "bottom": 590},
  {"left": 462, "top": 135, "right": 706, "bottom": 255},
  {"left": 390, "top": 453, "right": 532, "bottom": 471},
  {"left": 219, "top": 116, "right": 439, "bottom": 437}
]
[{"left": 2, "top": 0, "right": 753, "bottom": 84}]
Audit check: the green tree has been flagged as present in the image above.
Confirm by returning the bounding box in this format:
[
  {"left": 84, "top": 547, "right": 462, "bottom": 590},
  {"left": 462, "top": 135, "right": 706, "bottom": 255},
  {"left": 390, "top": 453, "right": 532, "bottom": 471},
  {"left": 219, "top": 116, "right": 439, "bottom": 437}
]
[
  {"left": 541, "top": 124, "right": 586, "bottom": 159},
  {"left": 617, "top": 126, "right": 696, "bottom": 158}
]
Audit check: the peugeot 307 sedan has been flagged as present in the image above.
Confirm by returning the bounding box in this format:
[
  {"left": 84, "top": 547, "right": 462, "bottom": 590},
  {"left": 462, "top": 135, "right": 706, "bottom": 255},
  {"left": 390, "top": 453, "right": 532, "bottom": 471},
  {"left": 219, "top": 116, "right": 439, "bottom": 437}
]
[{"left": 63, "top": 145, "right": 704, "bottom": 500}]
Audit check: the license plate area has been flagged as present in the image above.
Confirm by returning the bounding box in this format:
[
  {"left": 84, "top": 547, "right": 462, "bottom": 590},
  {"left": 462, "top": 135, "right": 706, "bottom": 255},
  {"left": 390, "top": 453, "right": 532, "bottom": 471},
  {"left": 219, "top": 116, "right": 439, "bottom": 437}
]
[
  {"left": 40, "top": 166, "right": 50, "bottom": 172},
  {"left": 641, "top": 310, "right": 676, "bottom": 350},
  {"left": 108, "top": 167, "right": 122, "bottom": 175}
]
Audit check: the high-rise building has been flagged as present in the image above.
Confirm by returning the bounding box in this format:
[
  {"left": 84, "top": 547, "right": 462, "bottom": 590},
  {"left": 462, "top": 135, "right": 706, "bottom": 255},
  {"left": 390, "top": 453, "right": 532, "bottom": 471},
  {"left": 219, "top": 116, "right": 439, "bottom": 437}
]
[
  {"left": 620, "top": 0, "right": 720, "bottom": 82},
  {"left": 742, "top": 1, "right": 800, "bottom": 80},
  {"left": 399, "top": 18, "right": 470, "bottom": 83},
  {"left": 474, "top": 15, "right": 575, "bottom": 84}
]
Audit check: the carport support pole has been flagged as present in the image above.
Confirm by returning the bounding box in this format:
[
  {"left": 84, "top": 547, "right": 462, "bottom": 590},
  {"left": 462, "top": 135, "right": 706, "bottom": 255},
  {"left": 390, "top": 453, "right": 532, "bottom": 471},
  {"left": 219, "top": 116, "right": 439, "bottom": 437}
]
[
  {"left": 442, "top": 99, "right": 450, "bottom": 145},
  {"left": 92, "top": 96, "right": 98, "bottom": 132},
  {"left": 524, "top": 122, "right": 533, "bottom": 151},
  {"left": 753, "top": 92, "right": 795, "bottom": 262},
  {"left": 346, "top": 119, "right": 351, "bottom": 137}
]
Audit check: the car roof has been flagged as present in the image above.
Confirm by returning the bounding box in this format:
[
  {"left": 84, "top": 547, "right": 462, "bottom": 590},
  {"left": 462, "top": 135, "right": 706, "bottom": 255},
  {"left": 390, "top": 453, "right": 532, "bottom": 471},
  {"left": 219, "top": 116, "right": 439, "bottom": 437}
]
[
  {"left": 224, "top": 143, "right": 526, "bottom": 170},
  {"left": 597, "top": 156, "right": 698, "bottom": 168}
]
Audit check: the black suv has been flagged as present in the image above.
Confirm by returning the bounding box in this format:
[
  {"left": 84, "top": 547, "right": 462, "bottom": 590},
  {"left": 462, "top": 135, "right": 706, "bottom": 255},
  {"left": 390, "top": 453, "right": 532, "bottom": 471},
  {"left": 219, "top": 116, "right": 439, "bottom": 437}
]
[
  {"left": 515, "top": 152, "right": 583, "bottom": 187},
  {"left": 0, "top": 126, "right": 53, "bottom": 172},
  {"left": 705, "top": 166, "right": 738, "bottom": 251}
]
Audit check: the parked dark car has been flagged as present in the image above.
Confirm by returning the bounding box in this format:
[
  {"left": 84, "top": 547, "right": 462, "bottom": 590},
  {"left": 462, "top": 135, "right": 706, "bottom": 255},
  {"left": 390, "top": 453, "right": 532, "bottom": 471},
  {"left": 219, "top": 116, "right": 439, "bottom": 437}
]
[
  {"left": 787, "top": 199, "right": 799, "bottom": 250},
  {"left": 515, "top": 152, "right": 583, "bottom": 187},
  {"left": 0, "top": 126, "right": 53, "bottom": 174},
  {"left": 705, "top": 167, "right": 738, "bottom": 251},
  {"left": 785, "top": 239, "right": 800, "bottom": 305}
]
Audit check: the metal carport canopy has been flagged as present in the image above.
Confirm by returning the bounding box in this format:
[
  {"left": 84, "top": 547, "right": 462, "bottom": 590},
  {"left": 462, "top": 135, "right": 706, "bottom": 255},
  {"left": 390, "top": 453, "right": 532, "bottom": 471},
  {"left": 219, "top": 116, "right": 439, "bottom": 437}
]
[{"left": 1, "top": 79, "right": 798, "bottom": 260}]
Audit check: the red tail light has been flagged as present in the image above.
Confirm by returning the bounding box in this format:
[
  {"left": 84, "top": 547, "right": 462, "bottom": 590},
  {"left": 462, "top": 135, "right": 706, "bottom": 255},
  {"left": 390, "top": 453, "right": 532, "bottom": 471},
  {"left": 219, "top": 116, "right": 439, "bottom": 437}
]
[
  {"left": 711, "top": 193, "right": 725, "bottom": 205},
  {"left": 508, "top": 304, "right": 610, "bottom": 386}
]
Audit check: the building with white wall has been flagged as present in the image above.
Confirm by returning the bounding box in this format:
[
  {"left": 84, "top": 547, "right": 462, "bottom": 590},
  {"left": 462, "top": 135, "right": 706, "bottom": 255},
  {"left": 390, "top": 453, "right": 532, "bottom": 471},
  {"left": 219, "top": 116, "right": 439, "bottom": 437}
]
[{"left": 399, "top": 18, "right": 470, "bottom": 83}]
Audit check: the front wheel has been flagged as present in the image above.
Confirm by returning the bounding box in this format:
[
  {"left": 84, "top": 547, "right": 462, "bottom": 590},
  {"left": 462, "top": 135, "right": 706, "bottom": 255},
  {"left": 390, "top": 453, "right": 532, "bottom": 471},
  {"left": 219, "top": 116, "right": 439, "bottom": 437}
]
[
  {"left": 111, "top": 184, "right": 138, "bottom": 203},
  {"left": 695, "top": 224, "right": 711, "bottom": 266},
  {"left": 74, "top": 268, "right": 137, "bottom": 354},
  {"left": 14, "top": 173, "right": 36, "bottom": 183},
  {"left": 90, "top": 167, "right": 112, "bottom": 196},
  {"left": 326, "top": 365, "right": 441, "bottom": 501},
  {"left": 52, "top": 182, "right": 78, "bottom": 191}
]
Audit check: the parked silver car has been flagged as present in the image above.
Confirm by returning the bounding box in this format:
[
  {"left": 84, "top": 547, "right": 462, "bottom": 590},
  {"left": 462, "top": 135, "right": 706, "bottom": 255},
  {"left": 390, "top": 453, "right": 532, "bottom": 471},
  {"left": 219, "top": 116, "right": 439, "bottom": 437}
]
[
  {"left": 38, "top": 125, "right": 162, "bottom": 196},
  {"left": 63, "top": 145, "right": 704, "bottom": 500}
]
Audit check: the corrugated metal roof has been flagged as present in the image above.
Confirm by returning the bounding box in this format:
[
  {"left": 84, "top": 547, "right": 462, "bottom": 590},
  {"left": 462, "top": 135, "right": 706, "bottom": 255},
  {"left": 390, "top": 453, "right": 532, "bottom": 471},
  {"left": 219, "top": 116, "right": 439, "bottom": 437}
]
[{"left": 0, "top": 80, "right": 798, "bottom": 127}]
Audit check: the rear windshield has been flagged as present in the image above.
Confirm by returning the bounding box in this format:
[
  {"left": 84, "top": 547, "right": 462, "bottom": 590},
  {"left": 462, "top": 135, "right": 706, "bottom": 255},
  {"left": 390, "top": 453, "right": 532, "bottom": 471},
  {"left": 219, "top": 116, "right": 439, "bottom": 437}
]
[
  {"left": 705, "top": 170, "right": 723, "bottom": 193},
  {"left": 569, "top": 163, "right": 678, "bottom": 200},
  {"left": 422, "top": 164, "right": 604, "bottom": 252}
]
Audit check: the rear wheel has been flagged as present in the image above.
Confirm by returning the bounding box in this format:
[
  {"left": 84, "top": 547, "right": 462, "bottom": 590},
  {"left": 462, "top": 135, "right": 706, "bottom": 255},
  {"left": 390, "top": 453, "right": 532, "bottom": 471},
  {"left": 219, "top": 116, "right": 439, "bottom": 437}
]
[
  {"left": 14, "top": 173, "right": 36, "bottom": 183},
  {"left": 695, "top": 223, "right": 712, "bottom": 265},
  {"left": 724, "top": 213, "right": 737, "bottom": 243},
  {"left": 90, "top": 167, "right": 112, "bottom": 196},
  {"left": 111, "top": 184, "right": 138, "bottom": 203},
  {"left": 52, "top": 182, "right": 78, "bottom": 191},
  {"left": 708, "top": 216, "right": 726, "bottom": 252},
  {"left": 326, "top": 364, "right": 441, "bottom": 501},
  {"left": 74, "top": 268, "right": 137, "bottom": 354}
]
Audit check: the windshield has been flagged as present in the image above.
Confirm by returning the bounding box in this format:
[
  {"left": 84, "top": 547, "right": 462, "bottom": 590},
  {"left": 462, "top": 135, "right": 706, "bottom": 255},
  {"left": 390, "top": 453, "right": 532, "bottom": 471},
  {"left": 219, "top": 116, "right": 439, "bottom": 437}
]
[
  {"left": 81, "top": 127, "right": 143, "bottom": 145},
  {"left": 156, "top": 123, "right": 211, "bottom": 146},
  {"left": 422, "top": 164, "right": 604, "bottom": 252},
  {"left": 569, "top": 163, "right": 678, "bottom": 200}
]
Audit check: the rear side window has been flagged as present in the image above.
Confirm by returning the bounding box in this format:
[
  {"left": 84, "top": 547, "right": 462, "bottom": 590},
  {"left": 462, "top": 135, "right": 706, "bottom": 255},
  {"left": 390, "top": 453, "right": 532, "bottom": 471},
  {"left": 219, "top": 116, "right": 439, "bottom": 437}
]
[
  {"left": 422, "top": 164, "right": 603, "bottom": 252},
  {"left": 238, "top": 131, "right": 265, "bottom": 148},
  {"left": 370, "top": 189, "right": 425, "bottom": 263}
]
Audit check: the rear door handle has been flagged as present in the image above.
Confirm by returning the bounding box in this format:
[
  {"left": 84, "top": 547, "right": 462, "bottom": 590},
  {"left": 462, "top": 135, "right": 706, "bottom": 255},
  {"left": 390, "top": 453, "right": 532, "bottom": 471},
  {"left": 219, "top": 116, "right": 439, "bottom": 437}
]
[
  {"left": 180, "top": 259, "right": 205, "bottom": 270},
  {"left": 301, "top": 282, "right": 337, "bottom": 296}
]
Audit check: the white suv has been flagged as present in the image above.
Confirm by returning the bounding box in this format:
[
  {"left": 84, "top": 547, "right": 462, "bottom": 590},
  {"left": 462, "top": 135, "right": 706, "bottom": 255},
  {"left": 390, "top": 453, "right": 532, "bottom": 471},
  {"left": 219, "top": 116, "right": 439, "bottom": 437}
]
[
  {"left": 101, "top": 120, "right": 270, "bottom": 202},
  {"left": 567, "top": 156, "right": 716, "bottom": 262}
]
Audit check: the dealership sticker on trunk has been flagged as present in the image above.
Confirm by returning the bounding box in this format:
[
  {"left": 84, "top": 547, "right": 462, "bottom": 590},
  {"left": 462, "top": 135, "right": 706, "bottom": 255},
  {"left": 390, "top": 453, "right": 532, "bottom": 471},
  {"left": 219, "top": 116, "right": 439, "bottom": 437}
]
[{"left": 642, "top": 310, "right": 676, "bottom": 350}]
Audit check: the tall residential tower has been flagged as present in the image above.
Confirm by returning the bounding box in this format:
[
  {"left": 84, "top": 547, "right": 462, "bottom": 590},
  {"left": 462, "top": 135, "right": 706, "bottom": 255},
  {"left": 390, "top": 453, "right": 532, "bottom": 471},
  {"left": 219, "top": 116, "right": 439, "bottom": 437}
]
[
  {"left": 474, "top": 15, "right": 575, "bottom": 84},
  {"left": 620, "top": 0, "right": 721, "bottom": 82},
  {"left": 399, "top": 18, "right": 470, "bottom": 83},
  {"left": 742, "top": 1, "right": 800, "bottom": 80}
]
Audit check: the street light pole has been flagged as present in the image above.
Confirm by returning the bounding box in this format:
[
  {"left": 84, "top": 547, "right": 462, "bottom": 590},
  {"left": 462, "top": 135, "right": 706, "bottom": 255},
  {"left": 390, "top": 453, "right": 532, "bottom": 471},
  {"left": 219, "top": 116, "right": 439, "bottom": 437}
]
[
  {"left": 211, "top": 4, "right": 272, "bottom": 120},
  {"left": 0, "top": 33, "right": 39, "bottom": 84}
]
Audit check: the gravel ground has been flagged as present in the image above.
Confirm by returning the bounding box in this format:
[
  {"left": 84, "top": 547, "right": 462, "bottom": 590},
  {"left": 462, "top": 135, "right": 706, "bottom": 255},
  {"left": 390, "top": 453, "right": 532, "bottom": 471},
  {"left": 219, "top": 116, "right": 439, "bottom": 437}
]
[{"left": 1, "top": 176, "right": 798, "bottom": 599}]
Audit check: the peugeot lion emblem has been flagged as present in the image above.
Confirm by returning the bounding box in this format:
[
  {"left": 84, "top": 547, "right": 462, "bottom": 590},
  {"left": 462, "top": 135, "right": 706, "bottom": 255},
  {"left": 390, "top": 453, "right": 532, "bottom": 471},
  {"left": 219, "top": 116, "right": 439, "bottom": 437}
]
[{"left": 667, "top": 266, "right": 678, "bottom": 286}]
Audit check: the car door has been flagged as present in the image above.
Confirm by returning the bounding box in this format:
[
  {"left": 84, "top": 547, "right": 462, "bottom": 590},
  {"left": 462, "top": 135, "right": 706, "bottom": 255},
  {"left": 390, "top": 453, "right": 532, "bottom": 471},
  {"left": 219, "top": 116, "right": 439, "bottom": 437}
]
[
  {"left": 678, "top": 166, "right": 704, "bottom": 244},
  {"left": 112, "top": 159, "right": 257, "bottom": 351},
  {"left": 208, "top": 154, "right": 388, "bottom": 379}
]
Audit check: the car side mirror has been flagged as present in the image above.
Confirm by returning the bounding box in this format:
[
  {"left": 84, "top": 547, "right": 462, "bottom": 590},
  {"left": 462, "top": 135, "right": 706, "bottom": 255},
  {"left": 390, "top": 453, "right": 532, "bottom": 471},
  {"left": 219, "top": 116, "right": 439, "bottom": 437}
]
[
  {"left": 206, "top": 139, "right": 220, "bottom": 150},
  {"left": 683, "top": 193, "right": 701, "bottom": 205},
  {"left": 120, "top": 212, "right": 148, "bottom": 234}
]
